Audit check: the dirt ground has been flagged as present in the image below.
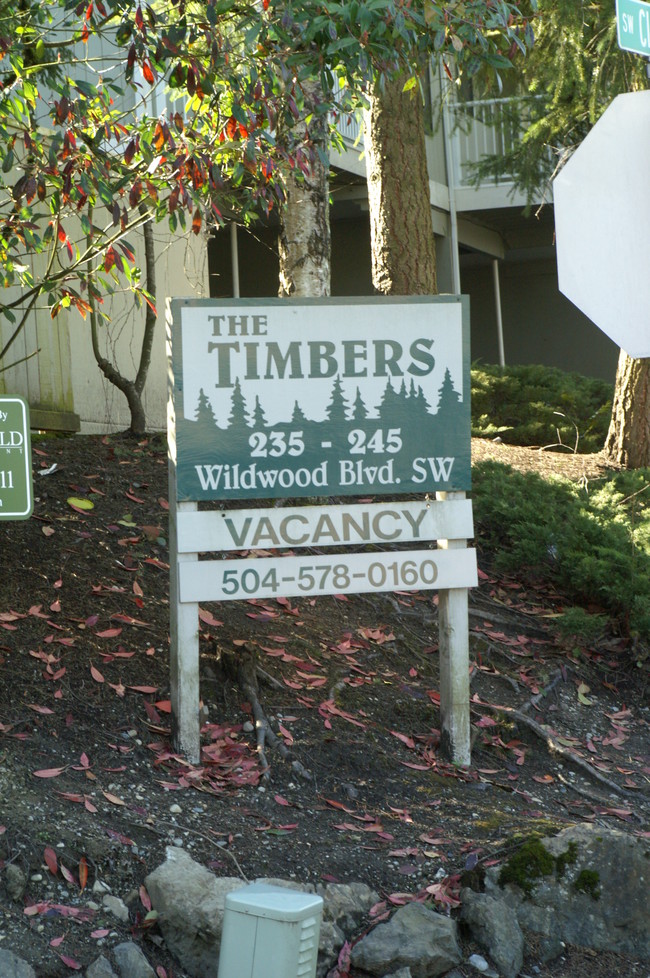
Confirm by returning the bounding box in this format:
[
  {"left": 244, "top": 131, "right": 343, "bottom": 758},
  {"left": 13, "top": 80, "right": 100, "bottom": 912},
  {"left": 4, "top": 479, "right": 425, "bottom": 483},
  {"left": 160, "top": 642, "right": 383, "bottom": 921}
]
[{"left": 0, "top": 434, "right": 648, "bottom": 978}]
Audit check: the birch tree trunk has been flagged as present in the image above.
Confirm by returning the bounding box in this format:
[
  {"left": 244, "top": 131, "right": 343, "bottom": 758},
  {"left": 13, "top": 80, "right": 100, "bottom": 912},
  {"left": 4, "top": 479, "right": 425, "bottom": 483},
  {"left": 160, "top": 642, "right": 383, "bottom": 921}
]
[
  {"left": 278, "top": 80, "right": 331, "bottom": 298},
  {"left": 605, "top": 351, "right": 650, "bottom": 468},
  {"left": 365, "top": 73, "right": 437, "bottom": 295}
]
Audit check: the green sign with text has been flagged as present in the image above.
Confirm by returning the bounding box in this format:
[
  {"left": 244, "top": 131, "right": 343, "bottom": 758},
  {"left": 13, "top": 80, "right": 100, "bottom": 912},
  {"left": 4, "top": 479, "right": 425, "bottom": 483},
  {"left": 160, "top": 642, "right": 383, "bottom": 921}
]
[
  {"left": 169, "top": 296, "right": 471, "bottom": 502},
  {"left": 0, "top": 396, "right": 33, "bottom": 520},
  {"left": 616, "top": 0, "right": 650, "bottom": 55}
]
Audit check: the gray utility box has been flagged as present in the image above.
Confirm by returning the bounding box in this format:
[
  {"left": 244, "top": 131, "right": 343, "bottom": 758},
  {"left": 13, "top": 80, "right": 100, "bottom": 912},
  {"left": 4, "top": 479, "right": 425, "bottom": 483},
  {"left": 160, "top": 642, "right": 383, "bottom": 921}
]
[{"left": 217, "top": 883, "right": 324, "bottom": 978}]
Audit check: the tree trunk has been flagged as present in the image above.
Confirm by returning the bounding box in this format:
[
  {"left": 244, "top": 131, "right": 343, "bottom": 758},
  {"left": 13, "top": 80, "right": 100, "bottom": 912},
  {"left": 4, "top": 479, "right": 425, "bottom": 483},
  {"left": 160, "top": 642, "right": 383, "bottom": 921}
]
[
  {"left": 365, "top": 73, "right": 437, "bottom": 295},
  {"left": 278, "top": 79, "right": 331, "bottom": 298},
  {"left": 88, "top": 210, "right": 157, "bottom": 438},
  {"left": 605, "top": 350, "right": 650, "bottom": 467}
]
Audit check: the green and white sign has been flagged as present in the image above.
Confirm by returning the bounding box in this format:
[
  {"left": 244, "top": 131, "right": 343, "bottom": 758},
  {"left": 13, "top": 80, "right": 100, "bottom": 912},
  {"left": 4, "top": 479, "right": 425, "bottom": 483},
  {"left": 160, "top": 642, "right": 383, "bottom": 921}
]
[
  {"left": 616, "top": 0, "right": 650, "bottom": 55},
  {"left": 169, "top": 296, "right": 470, "bottom": 501},
  {"left": 0, "top": 396, "right": 33, "bottom": 520}
]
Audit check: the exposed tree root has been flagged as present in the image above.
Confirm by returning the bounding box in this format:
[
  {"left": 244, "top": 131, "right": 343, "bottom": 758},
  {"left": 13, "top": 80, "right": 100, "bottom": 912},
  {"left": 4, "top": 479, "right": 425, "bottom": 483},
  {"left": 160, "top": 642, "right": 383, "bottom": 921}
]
[
  {"left": 217, "top": 644, "right": 312, "bottom": 781},
  {"left": 474, "top": 699, "right": 644, "bottom": 801}
]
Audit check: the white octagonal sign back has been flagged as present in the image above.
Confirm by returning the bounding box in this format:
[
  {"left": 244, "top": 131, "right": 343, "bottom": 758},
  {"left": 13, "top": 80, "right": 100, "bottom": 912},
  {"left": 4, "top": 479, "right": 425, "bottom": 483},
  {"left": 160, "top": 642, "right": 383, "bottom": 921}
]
[{"left": 553, "top": 91, "right": 650, "bottom": 359}]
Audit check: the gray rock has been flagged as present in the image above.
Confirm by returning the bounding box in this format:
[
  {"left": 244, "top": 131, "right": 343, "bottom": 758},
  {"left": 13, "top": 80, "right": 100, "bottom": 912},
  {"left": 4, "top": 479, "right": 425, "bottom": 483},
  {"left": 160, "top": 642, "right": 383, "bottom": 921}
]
[
  {"left": 461, "top": 888, "right": 524, "bottom": 978},
  {"left": 490, "top": 824, "right": 650, "bottom": 959},
  {"left": 5, "top": 863, "right": 27, "bottom": 902},
  {"left": 112, "top": 942, "right": 156, "bottom": 978},
  {"left": 316, "top": 880, "right": 379, "bottom": 933},
  {"left": 385, "top": 970, "right": 413, "bottom": 978},
  {"left": 145, "top": 847, "right": 245, "bottom": 977},
  {"left": 0, "top": 950, "right": 36, "bottom": 978},
  {"left": 467, "top": 954, "right": 490, "bottom": 972},
  {"left": 349, "top": 901, "right": 462, "bottom": 978},
  {"left": 316, "top": 919, "right": 345, "bottom": 978},
  {"left": 85, "top": 956, "right": 119, "bottom": 978},
  {"left": 102, "top": 893, "right": 130, "bottom": 923}
]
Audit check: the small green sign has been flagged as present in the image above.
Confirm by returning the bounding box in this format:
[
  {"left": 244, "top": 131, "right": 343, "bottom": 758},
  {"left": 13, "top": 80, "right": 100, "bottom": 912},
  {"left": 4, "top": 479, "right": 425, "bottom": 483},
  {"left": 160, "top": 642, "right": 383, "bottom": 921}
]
[
  {"left": 0, "top": 397, "right": 33, "bottom": 520},
  {"left": 616, "top": 0, "right": 650, "bottom": 56}
]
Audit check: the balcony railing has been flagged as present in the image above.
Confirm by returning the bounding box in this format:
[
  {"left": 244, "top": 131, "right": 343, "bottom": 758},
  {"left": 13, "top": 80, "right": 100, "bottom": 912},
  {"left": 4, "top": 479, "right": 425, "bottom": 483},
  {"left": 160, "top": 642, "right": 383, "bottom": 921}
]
[{"left": 446, "top": 96, "right": 543, "bottom": 189}]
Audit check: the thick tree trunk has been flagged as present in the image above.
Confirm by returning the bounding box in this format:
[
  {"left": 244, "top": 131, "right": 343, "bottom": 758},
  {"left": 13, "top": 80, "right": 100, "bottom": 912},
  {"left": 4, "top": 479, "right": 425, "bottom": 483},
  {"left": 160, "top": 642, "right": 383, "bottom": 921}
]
[
  {"left": 278, "top": 80, "right": 331, "bottom": 298},
  {"left": 365, "top": 73, "right": 437, "bottom": 295},
  {"left": 605, "top": 350, "right": 650, "bottom": 467}
]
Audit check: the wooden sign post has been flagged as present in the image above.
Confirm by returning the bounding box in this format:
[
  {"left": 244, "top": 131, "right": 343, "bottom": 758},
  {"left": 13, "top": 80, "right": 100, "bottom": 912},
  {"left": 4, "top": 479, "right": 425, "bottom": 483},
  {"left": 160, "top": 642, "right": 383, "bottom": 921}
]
[{"left": 167, "top": 297, "right": 476, "bottom": 765}]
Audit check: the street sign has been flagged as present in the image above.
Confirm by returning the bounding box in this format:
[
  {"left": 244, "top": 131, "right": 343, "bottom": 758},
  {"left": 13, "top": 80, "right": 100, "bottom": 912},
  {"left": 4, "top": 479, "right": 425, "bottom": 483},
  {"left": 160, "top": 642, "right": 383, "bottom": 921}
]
[
  {"left": 616, "top": 0, "right": 650, "bottom": 56},
  {"left": 0, "top": 396, "right": 33, "bottom": 521},
  {"left": 553, "top": 91, "right": 650, "bottom": 359}
]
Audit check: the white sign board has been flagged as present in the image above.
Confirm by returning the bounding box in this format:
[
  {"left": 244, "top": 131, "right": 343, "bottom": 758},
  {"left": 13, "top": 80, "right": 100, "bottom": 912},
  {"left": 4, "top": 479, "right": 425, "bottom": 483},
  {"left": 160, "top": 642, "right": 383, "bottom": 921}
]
[{"left": 553, "top": 91, "right": 650, "bottom": 359}]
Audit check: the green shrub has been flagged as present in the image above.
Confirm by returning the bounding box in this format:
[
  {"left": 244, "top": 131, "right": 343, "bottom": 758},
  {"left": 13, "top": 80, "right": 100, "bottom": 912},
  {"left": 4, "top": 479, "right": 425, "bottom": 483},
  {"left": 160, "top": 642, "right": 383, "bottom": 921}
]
[
  {"left": 472, "top": 461, "right": 650, "bottom": 639},
  {"left": 471, "top": 363, "right": 612, "bottom": 454}
]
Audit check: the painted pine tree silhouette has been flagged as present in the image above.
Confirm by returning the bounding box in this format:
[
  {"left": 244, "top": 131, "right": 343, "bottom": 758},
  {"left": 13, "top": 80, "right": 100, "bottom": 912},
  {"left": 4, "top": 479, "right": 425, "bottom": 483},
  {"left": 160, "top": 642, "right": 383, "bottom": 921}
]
[
  {"left": 252, "top": 395, "right": 268, "bottom": 429},
  {"left": 326, "top": 376, "right": 349, "bottom": 423},
  {"left": 227, "top": 378, "right": 249, "bottom": 429},
  {"left": 412, "top": 384, "right": 433, "bottom": 420},
  {"left": 352, "top": 387, "right": 368, "bottom": 421},
  {"left": 377, "top": 378, "right": 402, "bottom": 420},
  {"left": 437, "top": 368, "right": 461, "bottom": 413},
  {"left": 291, "top": 400, "right": 308, "bottom": 424},
  {"left": 195, "top": 388, "right": 216, "bottom": 427}
]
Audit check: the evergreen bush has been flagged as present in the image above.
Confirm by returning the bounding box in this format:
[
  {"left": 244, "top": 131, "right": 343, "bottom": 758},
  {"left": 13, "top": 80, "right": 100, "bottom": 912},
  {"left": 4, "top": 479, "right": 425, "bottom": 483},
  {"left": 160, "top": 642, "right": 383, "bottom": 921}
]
[
  {"left": 472, "top": 461, "right": 650, "bottom": 639},
  {"left": 470, "top": 363, "right": 612, "bottom": 454}
]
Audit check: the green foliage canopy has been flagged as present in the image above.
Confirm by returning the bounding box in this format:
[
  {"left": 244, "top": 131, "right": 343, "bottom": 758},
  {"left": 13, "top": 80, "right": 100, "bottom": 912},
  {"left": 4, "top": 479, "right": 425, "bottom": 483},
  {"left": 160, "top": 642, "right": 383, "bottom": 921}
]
[
  {"left": 0, "top": 0, "right": 536, "bottom": 361},
  {"left": 468, "top": 0, "right": 649, "bottom": 202}
]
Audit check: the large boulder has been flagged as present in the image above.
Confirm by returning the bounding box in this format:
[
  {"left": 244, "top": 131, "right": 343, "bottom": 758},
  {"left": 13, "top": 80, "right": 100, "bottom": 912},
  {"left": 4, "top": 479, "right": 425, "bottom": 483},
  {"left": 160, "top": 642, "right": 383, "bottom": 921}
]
[
  {"left": 349, "top": 901, "right": 462, "bottom": 978},
  {"left": 486, "top": 824, "right": 650, "bottom": 959},
  {"left": 144, "top": 847, "right": 245, "bottom": 977}
]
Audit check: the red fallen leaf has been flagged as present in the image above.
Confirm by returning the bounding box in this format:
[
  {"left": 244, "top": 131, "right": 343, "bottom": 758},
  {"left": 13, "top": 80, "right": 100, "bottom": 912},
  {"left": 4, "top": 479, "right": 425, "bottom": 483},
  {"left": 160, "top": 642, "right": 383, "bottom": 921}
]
[
  {"left": 79, "top": 856, "right": 88, "bottom": 892},
  {"left": 390, "top": 730, "right": 416, "bottom": 749},
  {"left": 156, "top": 968, "right": 168, "bottom": 978},
  {"left": 59, "top": 955, "right": 82, "bottom": 970},
  {"left": 90, "top": 665, "right": 104, "bottom": 683},
  {"left": 125, "top": 491, "right": 145, "bottom": 503},
  {"left": 102, "top": 791, "right": 126, "bottom": 806},
  {"left": 274, "top": 795, "right": 291, "bottom": 806},
  {"left": 140, "top": 885, "right": 152, "bottom": 911},
  {"left": 44, "top": 847, "right": 58, "bottom": 875},
  {"left": 532, "top": 774, "right": 554, "bottom": 784},
  {"left": 85, "top": 798, "right": 98, "bottom": 813},
  {"left": 128, "top": 685, "right": 158, "bottom": 694},
  {"left": 29, "top": 704, "right": 55, "bottom": 715},
  {"left": 158, "top": 497, "right": 169, "bottom": 510},
  {"left": 49, "top": 935, "right": 65, "bottom": 947},
  {"left": 155, "top": 699, "right": 172, "bottom": 713},
  {"left": 133, "top": 581, "right": 144, "bottom": 598},
  {"left": 111, "top": 613, "right": 152, "bottom": 627},
  {"left": 33, "top": 766, "right": 67, "bottom": 778},
  {"left": 199, "top": 607, "right": 223, "bottom": 627},
  {"left": 144, "top": 557, "right": 169, "bottom": 570},
  {"left": 323, "top": 798, "right": 355, "bottom": 813},
  {"left": 50, "top": 600, "right": 61, "bottom": 613},
  {"left": 96, "top": 628, "right": 122, "bottom": 639},
  {"left": 60, "top": 863, "right": 76, "bottom": 886},
  {"left": 91, "top": 929, "right": 110, "bottom": 939}
]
